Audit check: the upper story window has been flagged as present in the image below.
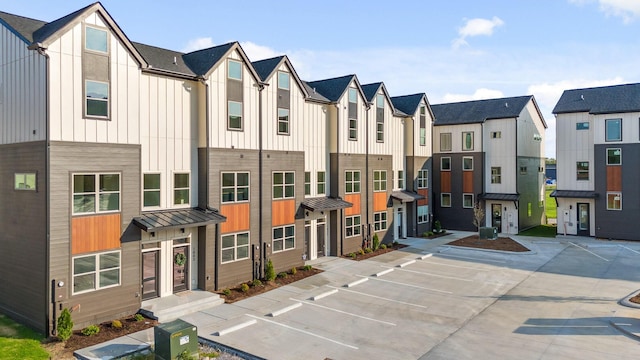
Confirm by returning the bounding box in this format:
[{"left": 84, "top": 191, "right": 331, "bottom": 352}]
[
  {"left": 228, "top": 59, "right": 242, "bottom": 80},
  {"left": 373, "top": 170, "right": 387, "bottom": 192},
  {"left": 305, "top": 172, "right": 311, "bottom": 196},
  {"left": 491, "top": 131, "right": 501, "bottom": 138},
  {"left": 491, "top": 167, "right": 501, "bottom": 184},
  {"left": 85, "top": 80, "right": 109, "bottom": 118},
  {"left": 173, "top": 173, "right": 190, "bottom": 206},
  {"left": 143, "top": 174, "right": 161, "bottom": 208},
  {"left": 278, "top": 71, "right": 290, "bottom": 90},
  {"left": 576, "top": 122, "right": 589, "bottom": 130},
  {"left": 278, "top": 108, "right": 289, "bottom": 135},
  {"left": 520, "top": 166, "right": 528, "bottom": 175},
  {"left": 85, "top": 26, "right": 108, "bottom": 53},
  {"left": 417, "top": 170, "right": 428, "bottom": 189},
  {"left": 317, "top": 171, "right": 326, "bottom": 195},
  {"left": 441, "top": 157, "right": 451, "bottom": 171},
  {"left": 420, "top": 106, "right": 427, "bottom": 146},
  {"left": 576, "top": 162, "right": 589, "bottom": 181},
  {"left": 463, "top": 157, "right": 473, "bottom": 171},
  {"left": 345, "top": 170, "right": 361, "bottom": 194},
  {"left": 228, "top": 101, "right": 243, "bottom": 130},
  {"left": 397, "top": 170, "right": 404, "bottom": 189},
  {"left": 462, "top": 132, "right": 474, "bottom": 151},
  {"left": 349, "top": 118, "right": 358, "bottom": 140},
  {"left": 222, "top": 172, "right": 250, "bottom": 203},
  {"left": 376, "top": 94, "right": 385, "bottom": 143},
  {"left": 273, "top": 172, "right": 295, "bottom": 199},
  {"left": 605, "top": 118, "right": 622, "bottom": 142},
  {"left": 348, "top": 88, "right": 358, "bottom": 104},
  {"left": 606, "top": 148, "right": 621, "bottom": 165},
  {"left": 15, "top": 173, "right": 36, "bottom": 190},
  {"left": 440, "top": 133, "right": 452, "bottom": 151},
  {"left": 376, "top": 94, "right": 384, "bottom": 109},
  {"left": 73, "top": 173, "right": 120, "bottom": 214}
]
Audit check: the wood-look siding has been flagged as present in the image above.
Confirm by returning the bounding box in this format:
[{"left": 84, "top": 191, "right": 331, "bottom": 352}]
[
  {"left": 271, "top": 199, "right": 295, "bottom": 226},
  {"left": 219, "top": 203, "right": 250, "bottom": 233},
  {"left": 71, "top": 214, "right": 121, "bottom": 254},
  {"left": 373, "top": 192, "right": 387, "bottom": 212},
  {"left": 440, "top": 172, "right": 451, "bottom": 193},
  {"left": 344, "top": 194, "right": 361, "bottom": 216},
  {"left": 418, "top": 189, "right": 429, "bottom": 206},
  {"left": 463, "top": 171, "right": 474, "bottom": 193},
  {"left": 606, "top": 166, "right": 622, "bottom": 191}
]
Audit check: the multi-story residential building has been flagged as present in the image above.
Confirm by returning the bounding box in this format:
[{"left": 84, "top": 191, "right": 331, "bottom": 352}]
[
  {"left": 431, "top": 96, "right": 547, "bottom": 233},
  {"left": 552, "top": 83, "right": 640, "bottom": 240}
]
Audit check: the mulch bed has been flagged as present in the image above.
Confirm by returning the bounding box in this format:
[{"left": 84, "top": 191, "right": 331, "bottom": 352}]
[
  {"left": 343, "top": 243, "right": 408, "bottom": 261},
  {"left": 630, "top": 294, "right": 640, "bottom": 304},
  {"left": 447, "top": 235, "right": 530, "bottom": 252}
]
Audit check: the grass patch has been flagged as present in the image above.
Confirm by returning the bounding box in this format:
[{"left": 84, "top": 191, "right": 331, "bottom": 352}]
[
  {"left": 0, "top": 314, "right": 49, "bottom": 360},
  {"left": 545, "top": 185, "right": 556, "bottom": 219},
  {"left": 519, "top": 225, "right": 557, "bottom": 238}
]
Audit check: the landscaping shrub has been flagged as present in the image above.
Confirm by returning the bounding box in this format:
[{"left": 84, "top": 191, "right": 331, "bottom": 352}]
[
  {"left": 349, "top": 253, "right": 356, "bottom": 259},
  {"left": 434, "top": 220, "right": 442, "bottom": 233},
  {"left": 291, "top": 267, "right": 297, "bottom": 275},
  {"left": 252, "top": 279, "right": 262, "bottom": 287},
  {"left": 358, "top": 248, "right": 365, "bottom": 255},
  {"left": 240, "top": 283, "right": 250, "bottom": 293},
  {"left": 265, "top": 259, "right": 276, "bottom": 281},
  {"left": 393, "top": 241, "right": 399, "bottom": 246},
  {"left": 222, "top": 289, "right": 231, "bottom": 296},
  {"left": 373, "top": 234, "right": 380, "bottom": 251},
  {"left": 277, "top": 272, "right": 288, "bottom": 278},
  {"left": 134, "top": 313, "right": 145, "bottom": 322},
  {"left": 428, "top": 231, "right": 434, "bottom": 236},
  {"left": 364, "top": 247, "right": 373, "bottom": 253},
  {"left": 81, "top": 324, "right": 100, "bottom": 336},
  {"left": 303, "top": 265, "right": 312, "bottom": 271},
  {"left": 111, "top": 319, "right": 123, "bottom": 329},
  {"left": 57, "top": 308, "right": 73, "bottom": 341},
  {"left": 380, "top": 244, "right": 387, "bottom": 249}
]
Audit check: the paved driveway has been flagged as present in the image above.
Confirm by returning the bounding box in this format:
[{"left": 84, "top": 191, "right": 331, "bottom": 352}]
[{"left": 180, "top": 232, "right": 640, "bottom": 360}]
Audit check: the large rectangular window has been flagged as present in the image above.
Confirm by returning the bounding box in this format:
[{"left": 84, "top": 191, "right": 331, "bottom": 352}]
[
  {"left": 463, "top": 157, "right": 473, "bottom": 171},
  {"left": 417, "top": 170, "right": 428, "bottom": 189},
  {"left": 418, "top": 205, "right": 429, "bottom": 223},
  {"left": 605, "top": 118, "right": 622, "bottom": 142},
  {"left": 374, "top": 211, "right": 387, "bottom": 231},
  {"left": 462, "top": 132, "right": 474, "bottom": 151},
  {"left": 441, "top": 193, "right": 451, "bottom": 207},
  {"left": 73, "top": 251, "right": 120, "bottom": 294},
  {"left": 607, "top": 192, "right": 622, "bottom": 210},
  {"left": 576, "top": 162, "right": 589, "bottom": 181},
  {"left": 85, "top": 26, "right": 108, "bottom": 53},
  {"left": 221, "top": 232, "right": 249, "bottom": 263},
  {"left": 221, "top": 172, "right": 250, "bottom": 203},
  {"left": 373, "top": 170, "right": 387, "bottom": 192},
  {"left": 173, "top": 173, "right": 190, "bottom": 206},
  {"left": 463, "top": 194, "right": 474, "bottom": 208},
  {"left": 278, "top": 108, "right": 289, "bottom": 135},
  {"left": 440, "top": 133, "right": 452, "bottom": 151},
  {"left": 277, "top": 71, "right": 290, "bottom": 90},
  {"left": 441, "top": 157, "right": 451, "bottom": 171},
  {"left": 73, "top": 173, "right": 120, "bottom": 214},
  {"left": 317, "top": 171, "right": 326, "bottom": 195},
  {"left": 607, "top": 148, "right": 621, "bottom": 165},
  {"left": 491, "top": 167, "right": 501, "bottom": 184},
  {"left": 345, "top": 215, "right": 361, "bottom": 237},
  {"left": 273, "top": 171, "right": 295, "bottom": 199},
  {"left": 345, "top": 170, "right": 360, "bottom": 194},
  {"left": 143, "top": 173, "right": 161, "bottom": 207},
  {"left": 228, "top": 101, "right": 243, "bottom": 130},
  {"left": 228, "top": 59, "right": 242, "bottom": 80},
  {"left": 14, "top": 173, "right": 36, "bottom": 190},
  {"left": 273, "top": 225, "right": 295, "bottom": 252},
  {"left": 85, "top": 80, "right": 109, "bottom": 118}
]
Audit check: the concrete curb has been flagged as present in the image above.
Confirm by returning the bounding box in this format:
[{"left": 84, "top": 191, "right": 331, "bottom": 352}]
[
  {"left": 439, "top": 245, "right": 538, "bottom": 256},
  {"left": 610, "top": 320, "right": 640, "bottom": 342},
  {"left": 619, "top": 289, "right": 640, "bottom": 309}
]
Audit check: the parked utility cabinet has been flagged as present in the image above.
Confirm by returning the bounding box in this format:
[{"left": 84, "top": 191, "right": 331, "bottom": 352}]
[{"left": 154, "top": 319, "right": 198, "bottom": 360}]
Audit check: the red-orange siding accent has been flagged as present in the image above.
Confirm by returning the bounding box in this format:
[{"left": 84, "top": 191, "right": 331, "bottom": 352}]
[
  {"left": 220, "top": 203, "right": 250, "bottom": 233},
  {"left": 441, "top": 172, "right": 451, "bottom": 193},
  {"left": 373, "top": 192, "right": 388, "bottom": 212},
  {"left": 607, "top": 166, "right": 622, "bottom": 191},
  {"left": 418, "top": 189, "right": 429, "bottom": 206},
  {"left": 344, "top": 194, "right": 361, "bottom": 216},
  {"left": 463, "top": 171, "right": 474, "bottom": 193},
  {"left": 71, "top": 214, "right": 121, "bottom": 254},
  {"left": 272, "top": 199, "right": 296, "bottom": 226}
]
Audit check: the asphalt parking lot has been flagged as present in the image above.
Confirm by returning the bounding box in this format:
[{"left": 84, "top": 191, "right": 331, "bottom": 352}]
[{"left": 180, "top": 232, "right": 640, "bottom": 360}]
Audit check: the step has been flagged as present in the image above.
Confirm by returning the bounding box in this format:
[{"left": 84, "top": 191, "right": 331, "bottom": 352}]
[{"left": 139, "top": 290, "right": 225, "bottom": 322}]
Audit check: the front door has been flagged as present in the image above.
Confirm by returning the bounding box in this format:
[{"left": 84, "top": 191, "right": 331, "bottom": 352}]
[
  {"left": 492, "top": 204, "right": 502, "bottom": 233},
  {"left": 304, "top": 221, "right": 311, "bottom": 260},
  {"left": 397, "top": 208, "right": 404, "bottom": 239},
  {"left": 577, "top": 203, "right": 589, "bottom": 236},
  {"left": 172, "top": 246, "right": 189, "bottom": 293},
  {"left": 141, "top": 250, "right": 159, "bottom": 300},
  {"left": 317, "top": 219, "right": 326, "bottom": 257}
]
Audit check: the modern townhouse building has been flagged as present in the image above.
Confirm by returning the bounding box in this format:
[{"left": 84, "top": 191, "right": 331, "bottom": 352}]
[
  {"left": 552, "top": 83, "right": 640, "bottom": 240},
  {"left": 431, "top": 96, "right": 547, "bottom": 234}
]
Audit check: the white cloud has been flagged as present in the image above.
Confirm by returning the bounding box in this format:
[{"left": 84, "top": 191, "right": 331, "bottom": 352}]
[
  {"left": 569, "top": 0, "right": 640, "bottom": 23},
  {"left": 441, "top": 88, "right": 505, "bottom": 103},
  {"left": 239, "top": 41, "right": 282, "bottom": 61},
  {"left": 181, "top": 37, "right": 215, "bottom": 53},
  {"left": 453, "top": 16, "right": 504, "bottom": 48}
]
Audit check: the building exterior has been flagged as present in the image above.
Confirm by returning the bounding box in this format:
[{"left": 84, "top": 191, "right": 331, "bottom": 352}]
[
  {"left": 552, "top": 83, "right": 640, "bottom": 240},
  {"left": 431, "top": 96, "right": 547, "bottom": 234}
]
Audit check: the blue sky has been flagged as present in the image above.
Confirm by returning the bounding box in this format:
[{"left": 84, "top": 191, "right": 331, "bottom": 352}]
[{"left": 3, "top": 0, "right": 640, "bottom": 158}]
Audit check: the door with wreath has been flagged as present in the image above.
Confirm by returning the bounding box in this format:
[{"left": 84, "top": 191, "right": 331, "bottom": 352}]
[{"left": 172, "top": 246, "right": 189, "bottom": 293}]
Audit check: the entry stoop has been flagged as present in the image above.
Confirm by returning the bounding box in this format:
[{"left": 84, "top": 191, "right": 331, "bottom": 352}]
[{"left": 139, "top": 290, "right": 225, "bottom": 322}]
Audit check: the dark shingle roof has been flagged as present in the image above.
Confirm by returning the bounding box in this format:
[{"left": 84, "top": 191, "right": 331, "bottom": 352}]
[
  {"left": 252, "top": 56, "right": 285, "bottom": 82},
  {"left": 391, "top": 93, "right": 426, "bottom": 115},
  {"left": 302, "top": 81, "right": 330, "bottom": 103},
  {"left": 132, "top": 42, "right": 195, "bottom": 76},
  {"left": 0, "top": 10, "right": 46, "bottom": 43},
  {"left": 182, "top": 42, "right": 236, "bottom": 76},
  {"left": 32, "top": 3, "right": 96, "bottom": 44},
  {"left": 306, "top": 75, "right": 355, "bottom": 102},
  {"left": 552, "top": 83, "right": 640, "bottom": 115},
  {"left": 432, "top": 96, "right": 532, "bottom": 125},
  {"left": 361, "top": 82, "right": 382, "bottom": 102}
]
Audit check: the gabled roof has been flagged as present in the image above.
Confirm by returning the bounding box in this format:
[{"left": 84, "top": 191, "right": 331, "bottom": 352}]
[
  {"left": 302, "top": 81, "right": 331, "bottom": 103},
  {"left": 0, "top": 10, "right": 46, "bottom": 43},
  {"left": 182, "top": 42, "right": 262, "bottom": 83},
  {"left": 432, "top": 96, "right": 533, "bottom": 126},
  {"left": 552, "top": 83, "right": 640, "bottom": 115},
  {"left": 132, "top": 42, "right": 196, "bottom": 77},
  {"left": 361, "top": 82, "right": 397, "bottom": 114},
  {"left": 390, "top": 92, "right": 437, "bottom": 119},
  {"left": 32, "top": 3, "right": 96, "bottom": 45},
  {"left": 306, "top": 74, "right": 366, "bottom": 103},
  {"left": 251, "top": 55, "right": 309, "bottom": 98}
]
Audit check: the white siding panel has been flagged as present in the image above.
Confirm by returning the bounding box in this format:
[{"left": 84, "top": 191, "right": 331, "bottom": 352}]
[
  {"left": 304, "top": 102, "right": 329, "bottom": 196},
  {"left": 556, "top": 113, "right": 594, "bottom": 191},
  {"left": 484, "top": 119, "right": 516, "bottom": 194}
]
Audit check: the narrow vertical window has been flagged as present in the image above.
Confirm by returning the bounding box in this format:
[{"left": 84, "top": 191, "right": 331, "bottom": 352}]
[
  {"left": 317, "top": 171, "right": 326, "bottom": 195},
  {"left": 420, "top": 106, "right": 427, "bottom": 146},
  {"left": 173, "top": 173, "right": 190, "bottom": 206},
  {"left": 228, "top": 59, "right": 242, "bottom": 80},
  {"left": 278, "top": 108, "right": 290, "bottom": 135},
  {"left": 277, "top": 71, "right": 290, "bottom": 90},
  {"left": 304, "top": 172, "right": 311, "bottom": 196},
  {"left": 462, "top": 132, "right": 474, "bottom": 151},
  {"left": 228, "top": 101, "right": 243, "bottom": 130},
  {"left": 376, "top": 94, "right": 384, "bottom": 142},
  {"left": 491, "top": 167, "right": 501, "bottom": 184},
  {"left": 605, "top": 118, "right": 622, "bottom": 142},
  {"left": 440, "top": 133, "right": 452, "bottom": 151},
  {"left": 143, "top": 174, "right": 161, "bottom": 207}
]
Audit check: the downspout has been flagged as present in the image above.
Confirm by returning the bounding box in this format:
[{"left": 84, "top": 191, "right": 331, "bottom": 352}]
[
  {"left": 365, "top": 102, "right": 370, "bottom": 248},
  {"left": 514, "top": 116, "right": 519, "bottom": 232},
  {"left": 257, "top": 83, "right": 265, "bottom": 279},
  {"left": 335, "top": 103, "right": 343, "bottom": 255},
  {"left": 202, "top": 79, "right": 218, "bottom": 290},
  {"left": 481, "top": 122, "right": 486, "bottom": 227}
]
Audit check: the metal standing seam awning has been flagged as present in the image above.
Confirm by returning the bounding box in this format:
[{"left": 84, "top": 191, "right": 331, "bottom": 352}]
[
  {"left": 132, "top": 208, "right": 226, "bottom": 232},
  {"left": 479, "top": 193, "right": 520, "bottom": 209},
  {"left": 390, "top": 190, "right": 425, "bottom": 203},
  {"left": 301, "top": 197, "right": 353, "bottom": 212},
  {"left": 550, "top": 190, "right": 598, "bottom": 199}
]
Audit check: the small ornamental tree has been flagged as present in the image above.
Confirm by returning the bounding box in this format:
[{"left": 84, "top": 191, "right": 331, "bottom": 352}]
[
  {"left": 372, "top": 234, "right": 380, "bottom": 251},
  {"left": 472, "top": 202, "right": 485, "bottom": 233},
  {"left": 57, "top": 308, "right": 73, "bottom": 341},
  {"left": 265, "top": 259, "right": 276, "bottom": 282}
]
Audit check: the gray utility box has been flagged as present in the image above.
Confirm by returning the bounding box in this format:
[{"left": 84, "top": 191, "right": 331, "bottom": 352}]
[
  {"left": 154, "top": 319, "right": 198, "bottom": 360},
  {"left": 479, "top": 227, "right": 498, "bottom": 240}
]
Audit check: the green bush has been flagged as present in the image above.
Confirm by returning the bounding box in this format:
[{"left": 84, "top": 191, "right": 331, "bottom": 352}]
[
  {"left": 134, "top": 313, "right": 145, "bottom": 322},
  {"left": 265, "top": 259, "right": 276, "bottom": 281},
  {"left": 111, "top": 320, "right": 123, "bottom": 329},
  {"left": 348, "top": 253, "right": 356, "bottom": 259},
  {"left": 393, "top": 241, "right": 399, "bottom": 246},
  {"left": 358, "top": 248, "right": 365, "bottom": 255},
  {"left": 277, "top": 272, "right": 288, "bottom": 278},
  {"left": 291, "top": 267, "right": 297, "bottom": 275},
  {"left": 57, "top": 308, "right": 73, "bottom": 341},
  {"left": 240, "top": 283, "right": 250, "bottom": 293},
  {"left": 176, "top": 350, "right": 198, "bottom": 360},
  {"left": 222, "top": 288, "right": 231, "bottom": 296},
  {"left": 428, "top": 231, "right": 434, "bottom": 236},
  {"left": 252, "top": 279, "right": 262, "bottom": 287},
  {"left": 434, "top": 220, "right": 442, "bottom": 233},
  {"left": 364, "top": 247, "right": 373, "bottom": 253},
  {"left": 380, "top": 244, "right": 387, "bottom": 249},
  {"left": 81, "top": 324, "right": 100, "bottom": 336},
  {"left": 422, "top": 232, "right": 429, "bottom": 237},
  {"left": 372, "top": 234, "right": 380, "bottom": 251},
  {"left": 303, "top": 265, "right": 312, "bottom": 271}
]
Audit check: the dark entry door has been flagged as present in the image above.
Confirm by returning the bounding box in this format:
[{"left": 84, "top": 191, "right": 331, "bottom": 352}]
[
  {"left": 317, "top": 220, "right": 326, "bottom": 257},
  {"left": 577, "top": 203, "right": 589, "bottom": 236},
  {"left": 172, "top": 246, "right": 189, "bottom": 293},
  {"left": 304, "top": 222, "right": 311, "bottom": 260},
  {"left": 142, "top": 250, "right": 159, "bottom": 300},
  {"left": 492, "top": 204, "right": 502, "bottom": 232}
]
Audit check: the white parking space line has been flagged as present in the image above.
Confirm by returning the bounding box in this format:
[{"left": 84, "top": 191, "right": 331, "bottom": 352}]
[
  {"left": 436, "top": 252, "right": 506, "bottom": 264},
  {"left": 214, "top": 319, "right": 257, "bottom": 336},
  {"left": 362, "top": 275, "right": 453, "bottom": 294},
  {"left": 291, "top": 298, "right": 396, "bottom": 326},
  {"left": 327, "top": 286, "right": 429, "bottom": 309},
  {"left": 569, "top": 242, "right": 609, "bottom": 261},
  {"left": 245, "top": 314, "right": 359, "bottom": 350},
  {"left": 384, "top": 266, "right": 474, "bottom": 282},
  {"left": 619, "top": 245, "right": 640, "bottom": 255},
  {"left": 421, "top": 259, "right": 491, "bottom": 271}
]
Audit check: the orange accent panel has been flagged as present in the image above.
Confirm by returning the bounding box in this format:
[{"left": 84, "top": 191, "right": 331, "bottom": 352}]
[
  {"left": 463, "top": 171, "right": 474, "bottom": 193},
  {"left": 72, "top": 214, "right": 121, "bottom": 254},
  {"left": 607, "top": 166, "right": 622, "bottom": 191},
  {"left": 344, "top": 194, "right": 361, "bottom": 216},
  {"left": 373, "top": 192, "right": 388, "bottom": 212},
  {"left": 220, "top": 203, "right": 250, "bottom": 233},
  {"left": 272, "top": 199, "right": 296, "bottom": 226},
  {"left": 418, "top": 189, "right": 429, "bottom": 206},
  {"left": 440, "top": 172, "right": 451, "bottom": 193}
]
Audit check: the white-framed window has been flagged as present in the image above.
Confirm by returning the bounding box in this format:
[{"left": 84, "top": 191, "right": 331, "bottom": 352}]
[
  {"left": 221, "top": 232, "right": 250, "bottom": 263},
  {"left": 374, "top": 211, "right": 387, "bottom": 231},
  {"left": 576, "top": 122, "right": 589, "bottom": 130},
  {"left": 14, "top": 173, "right": 36, "bottom": 190},
  {"left": 317, "top": 171, "right": 326, "bottom": 195},
  {"left": 228, "top": 59, "right": 242, "bottom": 80},
  {"left": 463, "top": 157, "right": 473, "bottom": 171},
  {"left": 418, "top": 205, "right": 429, "bottom": 223},
  {"left": 462, "top": 132, "right": 474, "bottom": 151},
  {"left": 273, "top": 225, "right": 295, "bottom": 252},
  {"left": 463, "top": 194, "right": 474, "bottom": 208},
  {"left": 607, "top": 192, "right": 622, "bottom": 210},
  {"left": 373, "top": 170, "right": 387, "bottom": 192},
  {"left": 85, "top": 80, "right": 109, "bottom": 118},
  {"left": 221, "top": 172, "right": 250, "bottom": 203},
  {"left": 173, "top": 173, "right": 190, "bottom": 206},
  {"left": 491, "top": 167, "right": 501, "bottom": 184},
  {"left": 345, "top": 170, "right": 361, "bottom": 194},
  {"left": 491, "top": 131, "right": 502, "bottom": 138},
  {"left": 348, "top": 88, "right": 358, "bottom": 103},
  {"left": 345, "top": 215, "right": 361, "bottom": 237},
  {"left": 397, "top": 170, "right": 404, "bottom": 189},
  {"left": 73, "top": 173, "right": 120, "bottom": 214},
  {"left": 420, "top": 106, "right": 427, "bottom": 146},
  {"left": 576, "top": 162, "right": 589, "bottom": 181},
  {"left": 278, "top": 108, "right": 289, "bottom": 135},
  {"left": 441, "top": 193, "right": 451, "bottom": 207},
  {"left": 417, "top": 169, "right": 428, "bottom": 189},
  {"left": 143, "top": 173, "right": 161, "bottom": 208},
  {"left": 304, "top": 172, "right": 311, "bottom": 196},
  {"left": 273, "top": 171, "right": 295, "bottom": 199},
  {"left": 440, "top": 133, "right": 452, "bottom": 151},
  {"left": 228, "top": 101, "right": 243, "bottom": 130},
  {"left": 277, "top": 71, "right": 290, "bottom": 90},
  {"left": 376, "top": 94, "right": 384, "bottom": 142},
  {"left": 349, "top": 118, "right": 357, "bottom": 140},
  {"left": 605, "top": 118, "right": 622, "bottom": 142},
  {"left": 606, "top": 148, "right": 621, "bottom": 165},
  {"left": 85, "top": 26, "right": 108, "bottom": 53},
  {"left": 441, "top": 157, "right": 451, "bottom": 171},
  {"left": 72, "top": 251, "right": 120, "bottom": 295}
]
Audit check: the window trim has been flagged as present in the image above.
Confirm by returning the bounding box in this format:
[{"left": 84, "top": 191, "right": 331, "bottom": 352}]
[
  {"left": 374, "top": 211, "right": 387, "bottom": 231},
  {"left": 221, "top": 232, "right": 250, "bottom": 263},
  {"left": 462, "top": 157, "right": 473, "bottom": 171},
  {"left": 345, "top": 215, "right": 361, "bottom": 237},
  {"left": 221, "top": 172, "right": 250, "bottom": 203},
  {"left": 142, "top": 173, "right": 161, "bottom": 208},
  {"left": 373, "top": 170, "right": 387, "bottom": 192},
  {"left": 173, "top": 172, "right": 190, "bottom": 207},
  {"left": 273, "top": 171, "right": 295, "bottom": 199},
  {"left": 14, "top": 172, "right": 36, "bottom": 191},
  {"left": 272, "top": 225, "right": 295, "bottom": 252},
  {"left": 462, "top": 131, "right": 474, "bottom": 151},
  {"left": 606, "top": 148, "right": 622, "bottom": 165},
  {"left": 605, "top": 118, "right": 622, "bottom": 142},
  {"left": 441, "top": 157, "right": 451, "bottom": 171},
  {"left": 576, "top": 162, "right": 589, "bottom": 181},
  {"left": 72, "top": 173, "right": 121, "bottom": 215},
  {"left": 277, "top": 108, "right": 290, "bottom": 135},
  {"left": 72, "top": 250, "right": 121, "bottom": 295},
  {"left": 606, "top": 192, "right": 622, "bottom": 211},
  {"left": 441, "top": 193, "right": 451, "bottom": 208},
  {"left": 463, "top": 193, "right": 474, "bottom": 209},
  {"left": 345, "top": 170, "right": 361, "bottom": 194}
]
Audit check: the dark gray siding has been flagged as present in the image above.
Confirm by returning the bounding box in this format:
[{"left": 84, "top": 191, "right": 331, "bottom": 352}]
[
  {"left": 517, "top": 156, "right": 545, "bottom": 231},
  {"left": 407, "top": 156, "right": 431, "bottom": 236},
  {"left": 594, "top": 144, "right": 640, "bottom": 240},
  {"left": 0, "top": 142, "right": 47, "bottom": 332},
  {"left": 368, "top": 155, "right": 393, "bottom": 244},
  {"left": 49, "top": 142, "right": 141, "bottom": 330}
]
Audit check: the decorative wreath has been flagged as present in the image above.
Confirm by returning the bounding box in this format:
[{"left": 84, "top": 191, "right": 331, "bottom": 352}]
[{"left": 174, "top": 253, "right": 187, "bottom": 266}]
